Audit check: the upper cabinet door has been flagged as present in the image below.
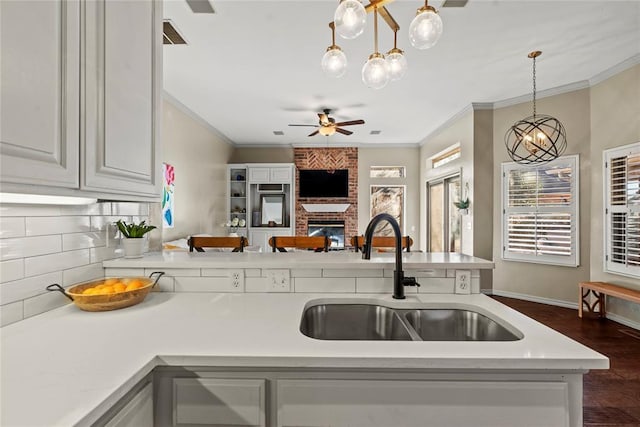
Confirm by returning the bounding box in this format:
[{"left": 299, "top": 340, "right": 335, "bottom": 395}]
[
  {"left": 270, "top": 166, "right": 292, "bottom": 183},
  {"left": 0, "top": 0, "right": 80, "bottom": 188},
  {"left": 82, "top": 0, "right": 162, "bottom": 197}
]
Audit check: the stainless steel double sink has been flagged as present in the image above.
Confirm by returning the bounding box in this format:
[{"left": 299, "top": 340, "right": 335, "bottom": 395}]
[{"left": 300, "top": 303, "right": 522, "bottom": 341}]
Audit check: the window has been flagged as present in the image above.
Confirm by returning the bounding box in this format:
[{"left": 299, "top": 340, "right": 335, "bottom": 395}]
[
  {"left": 501, "top": 155, "right": 579, "bottom": 266},
  {"left": 432, "top": 146, "right": 461, "bottom": 169},
  {"left": 370, "top": 166, "right": 405, "bottom": 178},
  {"left": 604, "top": 142, "right": 640, "bottom": 278}
]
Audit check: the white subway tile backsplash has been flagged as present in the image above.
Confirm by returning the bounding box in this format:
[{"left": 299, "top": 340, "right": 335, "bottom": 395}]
[
  {"left": 0, "top": 217, "right": 25, "bottom": 238},
  {"left": 201, "top": 269, "right": 232, "bottom": 277},
  {"left": 175, "top": 277, "right": 241, "bottom": 292},
  {"left": 1, "top": 301, "right": 23, "bottom": 327},
  {"left": 62, "top": 263, "right": 103, "bottom": 287},
  {"left": 143, "top": 268, "right": 200, "bottom": 277},
  {"left": 91, "top": 216, "right": 126, "bottom": 232},
  {"left": 104, "top": 268, "right": 145, "bottom": 277},
  {"left": 244, "top": 269, "right": 262, "bottom": 277},
  {"left": 291, "top": 269, "right": 322, "bottom": 278},
  {"left": 293, "top": 277, "right": 355, "bottom": 293},
  {"left": 0, "top": 259, "right": 24, "bottom": 283},
  {"left": 0, "top": 271, "right": 62, "bottom": 304},
  {"left": 60, "top": 203, "right": 111, "bottom": 216},
  {"left": 417, "top": 278, "right": 455, "bottom": 294},
  {"left": 0, "top": 204, "right": 61, "bottom": 217},
  {"left": 111, "top": 202, "right": 149, "bottom": 216},
  {"left": 0, "top": 235, "right": 62, "bottom": 261},
  {"left": 471, "top": 277, "right": 480, "bottom": 294},
  {"left": 24, "top": 249, "right": 90, "bottom": 277},
  {"left": 23, "top": 291, "right": 70, "bottom": 319},
  {"left": 26, "top": 216, "right": 90, "bottom": 236},
  {"left": 90, "top": 246, "right": 121, "bottom": 263},
  {"left": 406, "top": 269, "right": 447, "bottom": 278},
  {"left": 62, "top": 232, "right": 106, "bottom": 251},
  {"left": 355, "top": 277, "right": 400, "bottom": 294},
  {"left": 323, "top": 269, "right": 382, "bottom": 278}
]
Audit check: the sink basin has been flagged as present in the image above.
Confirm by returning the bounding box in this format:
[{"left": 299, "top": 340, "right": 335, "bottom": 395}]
[
  {"left": 401, "top": 309, "right": 521, "bottom": 341},
  {"left": 300, "top": 303, "right": 522, "bottom": 341},
  {"left": 300, "top": 304, "right": 414, "bottom": 340}
]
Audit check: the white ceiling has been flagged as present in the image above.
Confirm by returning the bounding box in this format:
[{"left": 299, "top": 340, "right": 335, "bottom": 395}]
[{"left": 163, "top": 0, "right": 640, "bottom": 146}]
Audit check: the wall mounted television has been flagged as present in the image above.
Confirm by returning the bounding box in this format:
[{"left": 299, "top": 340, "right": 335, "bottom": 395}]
[{"left": 299, "top": 169, "right": 349, "bottom": 198}]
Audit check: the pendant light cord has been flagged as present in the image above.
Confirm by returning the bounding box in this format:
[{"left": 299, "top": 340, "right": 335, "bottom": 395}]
[{"left": 532, "top": 55, "right": 537, "bottom": 118}]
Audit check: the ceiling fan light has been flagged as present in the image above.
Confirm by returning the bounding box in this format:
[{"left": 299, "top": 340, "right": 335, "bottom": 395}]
[
  {"left": 386, "top": 48, "right": 407, "bottom": 81},
  {"left": 334, "top": 0, "right": 367, "bottom": 40},
  {"left": 409, "top": 6, "right": 443, "bottom": 50},
  {"left": 319, "top": 125, "right": 336, "bottom": 136},
  {"left": 321, "top": 46, "right": 348, "bottom": 78},
  {"left": 362, "top": 53, "right": 390, "bottom": 90}
]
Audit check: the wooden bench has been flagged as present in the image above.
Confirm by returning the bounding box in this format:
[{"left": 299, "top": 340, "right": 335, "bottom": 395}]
[{"left": 578, "top": 281, "right": 640, "bottom": 318}]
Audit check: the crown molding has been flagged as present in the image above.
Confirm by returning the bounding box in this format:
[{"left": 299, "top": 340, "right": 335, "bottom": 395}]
[
  {"left": 491, "top": 80, "right": 591, "bottom": 110},
  {"left": 289, "top": 142, "right": 421, "bottom": 149},
  {"left": 589, "top": 53, "right": 640, "bottom": 86},
  {"left": 163, "top": 91, "right": 236, "bottom": 146}
]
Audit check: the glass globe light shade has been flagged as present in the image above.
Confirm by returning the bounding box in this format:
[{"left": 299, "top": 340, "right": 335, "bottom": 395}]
[
  {"left": 386, "top": 49, "right": 407, "bottom": 81},
  {"left": 362, "top": 54, "right": 390, "bottom": 90},
  {"left": 409, "top": 8, "right": 443, "bottom": 50},
  {"left": 334, "top": 0, "right": 366, "bottom": 40},
  {"left": 321, "top": 47, "right": 348, "bottom": 78}
]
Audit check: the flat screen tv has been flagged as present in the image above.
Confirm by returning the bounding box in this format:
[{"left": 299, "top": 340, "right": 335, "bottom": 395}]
[{"left": 299, "top": 169, "right": 349, "bottom": 198}]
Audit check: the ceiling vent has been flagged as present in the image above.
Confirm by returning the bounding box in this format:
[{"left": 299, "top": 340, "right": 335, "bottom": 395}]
[
  {"left": 186, "top": 0, "right": 215, "bottom": 14},
  {"left": 442, "top": 0, "right": 469, "bottom": 7},
  {"left": 370, "top": 130, "right": 381, "bottom": 135},
  {"left": 163, "top": 20, "right": 187, "bottom": 45},
  {"left": 273, "top": 131, "right": 284, "bottom": 136}
]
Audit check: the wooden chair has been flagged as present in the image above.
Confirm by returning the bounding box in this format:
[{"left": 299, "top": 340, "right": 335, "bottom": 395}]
[
  {"left": 269, "top": 236, "right": 329, "bottom": 252},
  {"left": 188, "top": 236, "right": 247, "bottom": 252},
  {"left": 350, "top": 235, "right": 413, "bottom": 253}
]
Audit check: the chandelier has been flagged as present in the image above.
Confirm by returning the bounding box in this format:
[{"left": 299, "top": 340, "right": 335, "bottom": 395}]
[
  {"left": 505, "top": 51, "right": 567, "bottom": 165},
  {"left": 322, "top": 0, "right": 443, "bottom": 89}
]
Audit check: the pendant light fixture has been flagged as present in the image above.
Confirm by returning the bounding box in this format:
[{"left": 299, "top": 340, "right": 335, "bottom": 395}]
[
  {"left": 361, "top": 7, "right": 390, "bottom": 90},
  {"left": 505, "top": 51, "right": 567, "bottom": 165},
  {"left": 386, "top": 28, "right": 408, "bottom": 81},
  {"left": 321, "top": 22, "right": 348, "bottom": 78},
  {"left": 409, "top": 0, "right": 443, "bottom": 50},
  {"left": 323, "top": 0, "right": 448, "bottom": 88},
  {"left": 334, "top": 0, "right": 367, "bottom": 40}
]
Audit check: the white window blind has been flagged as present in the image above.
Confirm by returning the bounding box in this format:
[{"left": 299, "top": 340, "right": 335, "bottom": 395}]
[
  {"left": 604, "top": 142, "right": 640, "bottom": 278},
  {"left": 501, "top": 155, "right": 579, "bottom": 266}
]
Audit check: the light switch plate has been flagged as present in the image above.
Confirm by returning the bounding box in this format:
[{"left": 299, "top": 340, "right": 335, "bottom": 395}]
[
  {"left": 265, "top": 269, "right": 290, "bottom": 292},
  {"left": 455, "top": 270, "right": 471, "bottom": 294}
]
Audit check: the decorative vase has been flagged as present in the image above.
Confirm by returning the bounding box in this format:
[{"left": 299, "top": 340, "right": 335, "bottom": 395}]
[
  {"left": 122, "top": 238, "right": 145, "bottom": 259},
  {"left": 460, "top": 208, "right": 469, "bottom": 215}
]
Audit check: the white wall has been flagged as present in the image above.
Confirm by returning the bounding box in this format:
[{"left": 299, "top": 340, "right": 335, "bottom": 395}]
[
  {"left": 162, "top": 98, "right": 234, "bottom": 242},
  {"left": 357, "top": 147, "right": 421, "bottom": 248}
]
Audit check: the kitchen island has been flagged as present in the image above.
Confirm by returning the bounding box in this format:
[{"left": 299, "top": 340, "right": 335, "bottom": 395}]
[{"left": 0, "top": 252, "right": 608, "bottom": 426}]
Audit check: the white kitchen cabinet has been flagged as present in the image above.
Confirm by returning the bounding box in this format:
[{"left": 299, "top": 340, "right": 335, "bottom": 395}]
[
  {"left": 248, "top": 165, "right": 292, "bottom": 184},
  {"left": 248, "top": 167, "right": 270, "bottom": 183},
  {"left": 250, "top": 228, "right": 291, "bottom": 252},
  {"left": 171, "top": 378, "right": 266, "bottom": 427},
  {"left": 0, "top": 0, "right": 80, "bottom": 188},
  {"left": 0, "top": 0, "right": 161, "bottom": 200},
  {"left": 269, "top": 166, "right": 292, "bottom": 184},
  {"left": 82, "top": 0, "right": 162, "bottom": 197},
  {"left": 277, "top": 379, "right": 570, "bottom": 427},
  {"left": 104, "top": 382, "right": 154, "bottom": 427}
]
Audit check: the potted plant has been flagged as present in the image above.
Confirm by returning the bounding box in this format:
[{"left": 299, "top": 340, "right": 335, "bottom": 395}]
[
  {"left": 115, "top": 220, "right": 156, "bottom": 258},
  {"left": 453, "top": 198, "right": 470, "bottom": 215}
]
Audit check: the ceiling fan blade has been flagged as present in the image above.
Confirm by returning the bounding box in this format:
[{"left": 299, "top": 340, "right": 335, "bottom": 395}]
[
  {"left": 308, "top": 130, "right": 320, "bottom": 137},
  {"left": 335, "top": 128, "right": 353, "bottom": 136},
  {"left": 318, "top": 113, "right": 329, "bottom": 125},
  {"left": 334, "top": 119, "right": 365, "bottom": 127},
  {"left": 288, "top": 124, "right": 318, "bottom": 127}
]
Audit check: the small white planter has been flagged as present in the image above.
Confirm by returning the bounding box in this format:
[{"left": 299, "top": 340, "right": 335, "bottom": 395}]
[{"left": 122, "top": 238, "right": 145, "bottom": 259}]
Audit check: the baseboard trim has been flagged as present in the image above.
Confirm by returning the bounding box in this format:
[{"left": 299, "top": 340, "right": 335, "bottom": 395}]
[{"left": 484, "top": 289, "right": 640, "bottom": 331}]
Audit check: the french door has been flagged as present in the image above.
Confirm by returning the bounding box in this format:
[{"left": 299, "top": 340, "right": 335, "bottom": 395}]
[{"left": 427, "top": 174, "right": 462, "bottom": 252}]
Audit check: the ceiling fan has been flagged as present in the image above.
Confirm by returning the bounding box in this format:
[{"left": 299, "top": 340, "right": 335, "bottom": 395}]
[{"left": 288, "top": 109, "right": 365, "bottom": 137}]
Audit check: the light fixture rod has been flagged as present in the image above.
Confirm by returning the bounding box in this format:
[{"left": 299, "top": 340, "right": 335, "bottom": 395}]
[
  {"left": 374, "top": 7, "right": 379, "bottom": 53},
  {"left": 329, "top": 21, "right": 336, "bottom": 46},
  {"left": 393, "top": 27, "right": 398, "bottom": 49},
  {"left": 528, "top": 50, "right": 542, "bottom": 118}
]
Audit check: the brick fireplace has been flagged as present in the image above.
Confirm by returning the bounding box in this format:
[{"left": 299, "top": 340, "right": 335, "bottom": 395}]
[{"left": 294, "top": 148, "right": 358, "bottom": 246}]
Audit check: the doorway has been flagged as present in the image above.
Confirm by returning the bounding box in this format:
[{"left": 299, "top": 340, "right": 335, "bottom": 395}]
[{"left": 427, "top": 174, "right": 462, "bottom": 252}]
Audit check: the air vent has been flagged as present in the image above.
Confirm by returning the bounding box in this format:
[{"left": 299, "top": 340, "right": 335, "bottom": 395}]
[
  {"left": 273, "top": 131, "right": 284, "bottom": 136},
  {"left": 442, "top": 0, "right": 468, "bottom": 7},
  {"left": 163, "top": 20, "right": 187, "bottom": 45},
  {"left": 186, "top": 0, "right": 215, "bottom": 14},
  {"left": 370, "top": 130, "right": 381, "bottom": 135}
]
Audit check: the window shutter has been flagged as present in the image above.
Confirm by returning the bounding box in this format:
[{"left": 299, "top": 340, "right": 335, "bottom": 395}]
[
  {"left": 605, "top": 143, "right": 640, "bottom": 278},
  {"left": 502, "top": 155, "right": 579, "bottom": 266}
]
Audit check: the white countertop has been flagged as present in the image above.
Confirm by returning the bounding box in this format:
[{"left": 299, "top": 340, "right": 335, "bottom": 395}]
[
  {"left": 1, "top": 292, "right": 607, "bottom": 426},
  {"left": 103, "top": 251, "right": 495, "bottom": 270}
]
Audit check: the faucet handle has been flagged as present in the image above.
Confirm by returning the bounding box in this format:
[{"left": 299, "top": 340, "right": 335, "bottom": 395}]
[{"left": 402, "top": 276, "right": 420, "bottom": 287}]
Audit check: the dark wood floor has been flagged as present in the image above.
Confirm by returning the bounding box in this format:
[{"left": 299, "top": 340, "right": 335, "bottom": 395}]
[{"left": 492, "top": 296, "right": 640, "bottom": 427}]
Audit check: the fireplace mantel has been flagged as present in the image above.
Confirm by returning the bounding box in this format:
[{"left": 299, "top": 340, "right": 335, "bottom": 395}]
[{"left": 302, "top": 203, "right": 351, "bottom": 213}]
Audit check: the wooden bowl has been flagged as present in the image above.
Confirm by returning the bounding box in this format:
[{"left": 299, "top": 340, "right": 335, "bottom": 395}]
[{"left": 47, "top": 273, "right": 164, "bottom": 312}]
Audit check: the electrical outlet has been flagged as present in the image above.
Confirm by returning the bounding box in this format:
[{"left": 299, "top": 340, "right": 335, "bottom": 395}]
[
  {"left": 455, "top": 270, "right": 471, "bottom": 294},
  {"left": 229, "top": 269, "right": 244, "bottom": 290},
  {"left": 265, "top": 269, "right": 290, "bottom": 292}
]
